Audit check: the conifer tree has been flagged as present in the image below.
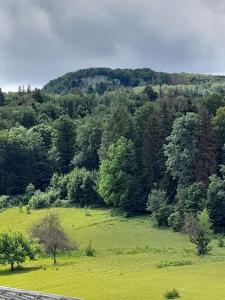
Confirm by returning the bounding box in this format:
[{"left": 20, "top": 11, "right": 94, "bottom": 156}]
[{"left": 195, "top": 110, "right": 216, "bottom": 185}]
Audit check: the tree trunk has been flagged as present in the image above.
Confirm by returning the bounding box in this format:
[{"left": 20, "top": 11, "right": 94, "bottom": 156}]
[
  {"left": 53, "top": 254, "right": 57, "bottom": 264},
  {"left": 11, "top": 262, "right": 14, "bottom": 271}
]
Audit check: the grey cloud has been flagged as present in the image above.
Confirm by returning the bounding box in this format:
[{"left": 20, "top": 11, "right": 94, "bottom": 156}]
[{"left": 1, "top": 0, "right": 225, "bottom": 90}]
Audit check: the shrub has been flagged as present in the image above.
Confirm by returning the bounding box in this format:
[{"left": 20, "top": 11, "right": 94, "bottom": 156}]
[
  {"left": 218, "top": 235, "right": 224, "bottom": 247},
  {"left": 24, "top": 183, "right": 36, "bottom": 204},
  {"left": 84, "top": 206, "right": 91, "bottom": 216},
  {"left": 0, "top": 195, "right": 10, "bottom": 209},
  {"left": 184, "top": 209, "right": 213, "bottom": 255},
  {"left": 67, "top": 168, "right": 101, "bottom": 207},
  {"left": 52, "top": 199, "right": 70, "bottom": 208},
  {"left": 29, "top": 191, "right": 50, "bottom": 209},
  {"left": 156, "top": 260, "right": 192, "bottom": 268},
  {"left": 29, "top": 189, "right": 59, "bottom": 209},
  {"left": 147, "top": 189, "right": 172, "bottom": 227},
  {"left": 85, "top": 240, "right": 95, "bottom": 256},
  {"left": 26, "top": 204, "right": 31, "bottom": 214},
  {"left": 164, "top": 289, "right": 180, "bottom": 299},
  {"left": 168, "top": 211, "right": 184, "bottom": 232}
]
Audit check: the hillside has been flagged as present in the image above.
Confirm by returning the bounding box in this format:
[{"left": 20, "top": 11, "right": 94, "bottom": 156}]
[
  {"left": 1, "top": 207, "right": 225, "bottom": 300},
  {"left": 42, "top": 67, "right": 225, "bottom": 94}
]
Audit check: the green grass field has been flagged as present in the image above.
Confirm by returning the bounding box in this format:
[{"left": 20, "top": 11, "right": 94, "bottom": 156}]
[{"left": 0, "top": 207, "right": 224, "bottom": 299}]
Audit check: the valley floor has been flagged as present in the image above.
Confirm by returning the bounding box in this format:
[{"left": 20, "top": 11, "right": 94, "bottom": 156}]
[{"left": 0, "top": 208, "right": 224, "bottom": 300}]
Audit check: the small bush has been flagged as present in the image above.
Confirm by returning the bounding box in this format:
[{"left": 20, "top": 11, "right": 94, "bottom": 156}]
[
  {"left": 29, "top": 191, "right": 50, "bottom": 209},
  {"left": 109, "top": 208, "right": 126, "bottom": 217},
  {"left": 84, "top": 206, "right": 91, "bottom": 216},
  {"left": 18, "top": 202, "right": 23, "bottom": 213},
  {"left": 218, "top": 235, "right": 224, "bottom": 247},
  {"left": 168, "top": 211, "right": 184, "bottom": 232},
  {"left": 156, "top": 260, "right": 192, "bottom": 269},
  {"left": 0, "top": 195, "right": 10, "bottom": 209},
  {"left": 26, "top": 204, "right": 31, "bottom": 214},
  {"left": 85, "top": 240, "right": 95, "bottom": 257},
  {"left": 52, "top": 199, "right": 70, "bottom": 208},
  {"left": 164, "top": 289, "right": 180, "bottom": 299},
  {"left": 147, "top": 189, "right": 172, "bottom": 227}
]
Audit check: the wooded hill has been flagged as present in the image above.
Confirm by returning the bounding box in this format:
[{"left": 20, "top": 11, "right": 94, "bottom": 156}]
[{"left": 43, "top": 67, "right": 225, "bottom": 94}]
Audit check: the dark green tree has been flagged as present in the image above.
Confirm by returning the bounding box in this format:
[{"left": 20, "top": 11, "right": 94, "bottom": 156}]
[
  {"left": 99, "top": 104, "right": 136, "bottom": 159},
  {"left": 98, "top": 137, "right": 144, "bottom": 214},
  {"left": 147, "top": 189, "right": 172, "bottom": 227},
  {"left": 51, "top": 116, "right": 76, "bottom": 173},
  {"left": 73, "top": 116, "right": 102, "bottom": 170},
  {"left": 0, "top": 88, "right": 5, "bottom": 106},
  {"left": 67, "top": 168, "right": 101, "bottom": 206},
  {"left": 207, "top": 166, "right": 225, "bottom": 231},
  {"left": 164, "top": 113, "right": 200, "bottom": 187}
]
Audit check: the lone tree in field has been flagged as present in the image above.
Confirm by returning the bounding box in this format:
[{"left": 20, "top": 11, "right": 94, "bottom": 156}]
[
  {"left": 31, "top": 211, "right": 74, "bottom": 264},
  {"left": 0, "top": 231, "right": 38, "bottom": 271},
  {"left": 184, "top": 209, "right": 212, "bottom": 255}
]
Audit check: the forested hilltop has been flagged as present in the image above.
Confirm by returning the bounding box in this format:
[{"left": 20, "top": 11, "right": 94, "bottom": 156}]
[
  {"left": 2, "top": 67, "right": 225, "bottom": 235},
  {"left": 43, "top": 67, "right": 225, "bottom": 94}
]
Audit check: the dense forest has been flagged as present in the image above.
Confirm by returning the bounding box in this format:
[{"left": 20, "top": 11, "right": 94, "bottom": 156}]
[{"left": 2, "top": 67, "right": 225, "bottom": 234}]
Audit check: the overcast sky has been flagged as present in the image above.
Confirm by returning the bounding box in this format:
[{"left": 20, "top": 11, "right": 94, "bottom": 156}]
[{"left": 1, "top": 0, "right": 225, "bottom": 91}]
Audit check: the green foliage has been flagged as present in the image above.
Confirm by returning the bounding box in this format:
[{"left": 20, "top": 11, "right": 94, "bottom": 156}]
[
  {"left": 74, "top": 116, "right": 102, "bottom": 170},
  {"left": 207, "top": 169, "right": 225, "bottom": 231},
  {"left": 67, "top": 168, "right": 101, "bottom": 207},
  {"left": 99, "top": 104, "right": 136, "bottom": 159},
  {"left": 0, "top": 231, "right": 38, "bottom": 270},
  {"left": 51, "top": 116, "right": 76, "bottom": 173},
  {"left": 217, "top": 235, "right": 224, "bottom": 247},
  {"left": 24, "top": 183, "right": 36, "bottom": 204},
  {"left": 176, "top": 182, "right": 207, "bottom": 215},
  {"left": 142, "top": 85, "right": 158, "bottom": 101},
  {"left": 195, "top": 110, "right": 216, "bottom": 184},
  {"left": 2, "top": 68, "right": 225, "bottom": 232},
  {"left": 164, "top": 289, "right": 180, "bottom": 299},
  {"left": 99, "top": 137, "right": 144, "bottom": 214},
  {"left": 147, "top": 189, "right": 172, "bottom": 227},
  {"left": 85, "top": 240, "right": 95, "bottom": 256},
  {"left": 43, "top": 67, "right": 172, "bottom": 94},
  {"left": 0, "top": 88, "right": 5, "bottom": 106},
  {"left": 29, "top": 189, "right": 59, "bottom": 209},
  {"left": 168, "top": 211, "right": 183, "bottom": 232},
  {"left": 198, "top": 94, "right": 225, "bottom": 116},
  {"left": 164, "top": 112, "right": 200, "bottom": 187},
  {"left": 185, "top": 209, "right": 213, "bottom": 255},
  {"left": 0, "top": 195, "right": 10, "bottom": 209}
]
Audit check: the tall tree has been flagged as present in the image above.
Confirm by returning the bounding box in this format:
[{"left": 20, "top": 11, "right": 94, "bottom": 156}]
[
  {"left": 207, "top": 166, "right": 225, "bottom": 232},
  {"left": 51, "top": 116, "right": 76, "bottom": 173},
  {"left": 0, "top": 88, "right": 5, "bottom": 106},
  {"left": 195, "top": 110, "right": 216, "bottom": 185},
  {"left": 164, "top": 112, "right": 200, "bottom": 187},
  {"left": 73, "top": 116, "right": 102, "bottom": 170},
  {"left": 213, "top": 107, "right": 225, "bottom": 167},
  {"left": 98, "top": 137, "right": 144, "bottom": 214},
  {"left": 99, "top": 105, "right": 136, "bottom": 160}
]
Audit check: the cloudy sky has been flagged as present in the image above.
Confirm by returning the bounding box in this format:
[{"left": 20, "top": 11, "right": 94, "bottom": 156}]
[{"left": 1, "top": 0, "right": 225, "bottom": 91}]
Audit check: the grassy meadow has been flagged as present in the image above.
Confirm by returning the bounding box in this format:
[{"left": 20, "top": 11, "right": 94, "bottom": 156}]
[{"left": 0, "top": 207, "right": 224, "bottom": 299}]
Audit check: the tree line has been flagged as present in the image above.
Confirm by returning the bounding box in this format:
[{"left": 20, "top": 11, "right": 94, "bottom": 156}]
[{"left": 1, "top": 73, "right": 225, "bottom": 240}]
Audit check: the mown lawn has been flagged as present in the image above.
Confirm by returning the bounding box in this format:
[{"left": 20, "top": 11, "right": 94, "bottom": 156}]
[{"left": 0, "top": 207, "right": 224, "bottom": 299}]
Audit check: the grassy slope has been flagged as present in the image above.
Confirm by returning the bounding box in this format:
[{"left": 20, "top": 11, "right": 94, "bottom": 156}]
[{"left": 0, "top": 208, "right": 224, "bottom": 300}]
